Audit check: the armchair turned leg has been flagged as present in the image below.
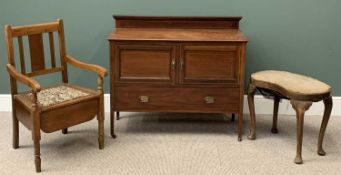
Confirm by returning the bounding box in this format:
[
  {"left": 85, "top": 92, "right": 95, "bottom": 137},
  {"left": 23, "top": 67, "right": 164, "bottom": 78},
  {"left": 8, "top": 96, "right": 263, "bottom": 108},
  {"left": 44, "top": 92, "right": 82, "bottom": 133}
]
[
  {"left": 98, "top": 115, "right": 104, "bottom": 149},
  {"left": 271, "top": 96, "right": 280, "bottom": 134},
  {"left": 247, "top": 83, "right": 257, "bottom": 140},
  {"left": 97, "top": 89, "right": 105, "bottom": 149},
  {"left": 290, "top": 100, "right": 312, "bottom": 164},
  {"left": 97, "top": 101, "right": 105, "bottom": 149},
  {"left": 318, "top": 96, "right": 333, "bottom": 156},
  {"left": 12, "top": 110, "right": 19, "bottom": 149},
  {"left": 31, "top": 99, "right": 42, "bottom": 172},
  {"left": 97, "top": 78, "right": 106, "bottom": 146},
  {"left": 62, "top": 128, "right": 68, "bottom": 134},
  {"left": 110, "top": 110, "right": 116, "bottom": 139},
  {"left": 34, "top": 139, "right": 41, "bottom": 173}
]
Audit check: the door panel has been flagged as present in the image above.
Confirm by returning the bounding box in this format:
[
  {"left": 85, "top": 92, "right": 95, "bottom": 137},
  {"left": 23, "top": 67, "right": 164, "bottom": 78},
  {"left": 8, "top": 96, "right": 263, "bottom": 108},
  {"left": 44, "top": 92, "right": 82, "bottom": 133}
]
[
  {"left": 180, "top": 44, "right": 240, "bottom": 84},
  {"left": 116, "top": 44, "right": 176, "bottom": 83}
]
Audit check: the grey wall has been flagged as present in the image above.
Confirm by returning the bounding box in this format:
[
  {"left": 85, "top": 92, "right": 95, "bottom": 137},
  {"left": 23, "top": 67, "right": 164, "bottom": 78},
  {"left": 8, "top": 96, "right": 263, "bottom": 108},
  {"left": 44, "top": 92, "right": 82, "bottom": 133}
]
[{"left": 1, "top": 0, "right": 340, "bottom": 94}]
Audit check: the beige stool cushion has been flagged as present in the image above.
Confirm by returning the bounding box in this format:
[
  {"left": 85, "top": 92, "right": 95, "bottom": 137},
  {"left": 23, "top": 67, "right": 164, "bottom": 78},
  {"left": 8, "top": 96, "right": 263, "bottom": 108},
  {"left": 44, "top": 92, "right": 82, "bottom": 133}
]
[
  {"left": 251, "top": 70, "right": 331, "bottom": 95},
  {"left": 28, "top": 85, "right": 89, "bottom": 107}
]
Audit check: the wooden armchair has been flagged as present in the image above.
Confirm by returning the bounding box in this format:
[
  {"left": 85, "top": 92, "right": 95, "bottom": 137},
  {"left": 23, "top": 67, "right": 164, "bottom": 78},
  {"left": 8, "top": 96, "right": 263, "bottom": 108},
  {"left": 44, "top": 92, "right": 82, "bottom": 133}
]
[{"left": 4, "top": 19, "right": 108, "bottom": 172}]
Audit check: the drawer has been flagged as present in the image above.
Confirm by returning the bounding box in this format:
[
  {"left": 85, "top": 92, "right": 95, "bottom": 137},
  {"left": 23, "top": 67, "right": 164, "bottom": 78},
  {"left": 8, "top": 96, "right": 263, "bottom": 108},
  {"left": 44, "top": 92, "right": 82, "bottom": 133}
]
[{"left": 115, "top": 86, "right": 240, "bottom": 113}]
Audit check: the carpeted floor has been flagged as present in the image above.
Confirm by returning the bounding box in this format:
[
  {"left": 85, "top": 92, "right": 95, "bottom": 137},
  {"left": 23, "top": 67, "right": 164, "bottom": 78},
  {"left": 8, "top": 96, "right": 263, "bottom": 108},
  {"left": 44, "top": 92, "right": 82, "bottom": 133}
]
[{"left": 0, "top": 112, "right": 340, "bottom": 175}]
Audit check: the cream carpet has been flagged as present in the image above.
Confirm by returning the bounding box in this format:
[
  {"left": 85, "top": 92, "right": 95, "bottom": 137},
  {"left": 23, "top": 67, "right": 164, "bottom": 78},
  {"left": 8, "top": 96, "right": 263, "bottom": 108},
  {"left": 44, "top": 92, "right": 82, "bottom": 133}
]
[{"left": 0, "top": 112, "right": 340, "bottom": 175}]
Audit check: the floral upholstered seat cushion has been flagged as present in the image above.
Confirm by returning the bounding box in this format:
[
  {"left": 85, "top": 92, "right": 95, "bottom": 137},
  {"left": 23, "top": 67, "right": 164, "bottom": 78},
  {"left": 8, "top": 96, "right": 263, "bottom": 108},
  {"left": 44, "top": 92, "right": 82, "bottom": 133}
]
[
  {"left": 251, "top": 70, "right": 331, "bottom": 95},
  {"left": 29, "top": 85, "right": 89, "bottom": 107}
]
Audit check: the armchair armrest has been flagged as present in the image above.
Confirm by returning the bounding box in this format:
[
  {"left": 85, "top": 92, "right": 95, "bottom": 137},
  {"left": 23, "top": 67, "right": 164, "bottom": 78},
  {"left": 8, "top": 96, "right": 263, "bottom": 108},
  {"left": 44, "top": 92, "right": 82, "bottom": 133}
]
[
  {"left": 6, "top": 64, "right": 41, "bottom": 93},
  {"left": 65, "top": 55, "right": 107, "bottom": 78}
]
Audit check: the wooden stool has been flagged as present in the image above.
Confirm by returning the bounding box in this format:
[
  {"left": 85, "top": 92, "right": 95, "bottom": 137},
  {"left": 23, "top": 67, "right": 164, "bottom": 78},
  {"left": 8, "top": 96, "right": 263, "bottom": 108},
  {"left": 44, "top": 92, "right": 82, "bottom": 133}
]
[{"left": 247, "top": 70, "right": 332, "bottom": 164}]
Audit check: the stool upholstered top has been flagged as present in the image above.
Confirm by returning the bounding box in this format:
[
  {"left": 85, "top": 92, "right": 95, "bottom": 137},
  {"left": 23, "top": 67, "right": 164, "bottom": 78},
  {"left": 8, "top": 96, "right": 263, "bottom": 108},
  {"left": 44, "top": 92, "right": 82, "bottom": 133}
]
[{"left": 251, "top": 70, "right": 331, "bottom": 100}]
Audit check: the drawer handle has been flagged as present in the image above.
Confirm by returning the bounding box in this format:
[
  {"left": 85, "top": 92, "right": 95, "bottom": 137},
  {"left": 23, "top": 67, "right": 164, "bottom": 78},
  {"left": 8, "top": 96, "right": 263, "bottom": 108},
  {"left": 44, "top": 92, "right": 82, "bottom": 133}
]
[
  {"left": 204, "top": 96, "right": 215, "bottom": 104},
  {"left": 180, "top": 59, "right": 184, "bottom": 70},
  {"left": 171, "top": 60, "right": 176, "bottom": 71},
  {"left": 139, "top": 96, "right": 149, "bottom": 103}
]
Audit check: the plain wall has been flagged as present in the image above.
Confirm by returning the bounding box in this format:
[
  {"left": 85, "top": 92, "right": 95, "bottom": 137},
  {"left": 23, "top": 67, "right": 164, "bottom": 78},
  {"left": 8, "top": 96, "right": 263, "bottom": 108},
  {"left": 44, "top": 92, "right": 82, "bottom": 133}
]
[{"left": 0, "top": 0, "right": 340, "bottom": 94}]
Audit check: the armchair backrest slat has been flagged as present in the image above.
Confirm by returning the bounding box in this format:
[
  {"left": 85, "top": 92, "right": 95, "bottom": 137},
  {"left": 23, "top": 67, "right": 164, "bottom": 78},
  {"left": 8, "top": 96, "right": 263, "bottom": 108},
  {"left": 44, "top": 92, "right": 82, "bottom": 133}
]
[{"left": 5, "top": 19, "right": 69, "bottom": 94}]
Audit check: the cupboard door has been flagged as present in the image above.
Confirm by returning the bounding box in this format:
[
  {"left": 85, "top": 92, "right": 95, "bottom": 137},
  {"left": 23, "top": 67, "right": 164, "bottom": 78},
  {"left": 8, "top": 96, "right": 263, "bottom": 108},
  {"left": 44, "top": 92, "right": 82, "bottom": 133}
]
[
  {"left": 179, "top": 44, "right": 240, "bottom": 84},
  {"left": 115, "top": 44, "right": 176, "bottom": 84}
]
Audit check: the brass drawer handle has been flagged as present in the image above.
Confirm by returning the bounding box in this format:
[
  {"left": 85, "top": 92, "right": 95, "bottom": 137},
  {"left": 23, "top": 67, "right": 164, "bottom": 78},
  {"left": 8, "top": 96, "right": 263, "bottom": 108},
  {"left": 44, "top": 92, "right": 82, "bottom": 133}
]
[
  {"left": 204, "top": 96, "right": 215, "bottom": 104},
  {"left": 139, "top": 96, "right": 149, "bottom": 103}
]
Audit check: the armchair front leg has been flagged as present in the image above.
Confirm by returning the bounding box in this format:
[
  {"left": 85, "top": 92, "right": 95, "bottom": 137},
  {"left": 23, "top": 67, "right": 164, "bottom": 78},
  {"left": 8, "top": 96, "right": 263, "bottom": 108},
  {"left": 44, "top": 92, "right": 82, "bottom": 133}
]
[
  {"left": 65, "top": 55, "right": 108, "bottom": 148},
  {"left": 30, "top": 93, "right": 42, "bottom": 172},
  {"left": 97, "top": 76, "right": 105, "bottom": 149}
]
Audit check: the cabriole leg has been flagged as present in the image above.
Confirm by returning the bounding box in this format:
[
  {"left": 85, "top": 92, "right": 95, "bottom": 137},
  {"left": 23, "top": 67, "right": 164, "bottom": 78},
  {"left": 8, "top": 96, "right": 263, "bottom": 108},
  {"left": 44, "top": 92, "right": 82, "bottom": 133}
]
[
  {"left": 290, "top": 100, "right": 312, "bottom": 164},
  {"left": 318, "top": 96, "right": 332, "bottom": 156},
  {"left": 247, "top": 83, "right": 257, "bottom": 140}
]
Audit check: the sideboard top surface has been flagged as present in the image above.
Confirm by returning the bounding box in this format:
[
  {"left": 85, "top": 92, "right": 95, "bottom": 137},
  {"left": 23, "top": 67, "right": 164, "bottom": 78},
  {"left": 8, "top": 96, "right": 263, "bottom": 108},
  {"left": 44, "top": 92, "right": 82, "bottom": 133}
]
[{"left": 109, "top": 16, "right": 247, "bottom": 42}]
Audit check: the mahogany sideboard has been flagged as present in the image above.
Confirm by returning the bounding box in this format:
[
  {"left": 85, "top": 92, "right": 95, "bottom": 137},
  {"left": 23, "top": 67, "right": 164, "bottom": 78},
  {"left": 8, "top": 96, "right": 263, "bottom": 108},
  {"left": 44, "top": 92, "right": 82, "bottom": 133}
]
[{"left": 109, "top": 16, "right": 248, "bottom": 140}]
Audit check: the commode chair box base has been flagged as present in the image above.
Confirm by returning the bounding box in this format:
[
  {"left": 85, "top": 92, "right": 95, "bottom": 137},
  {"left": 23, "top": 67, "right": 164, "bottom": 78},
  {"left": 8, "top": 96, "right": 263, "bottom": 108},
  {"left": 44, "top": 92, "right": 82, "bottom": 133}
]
[{"left": 5, "top": 19, "right": 107, "bottom": 172}]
